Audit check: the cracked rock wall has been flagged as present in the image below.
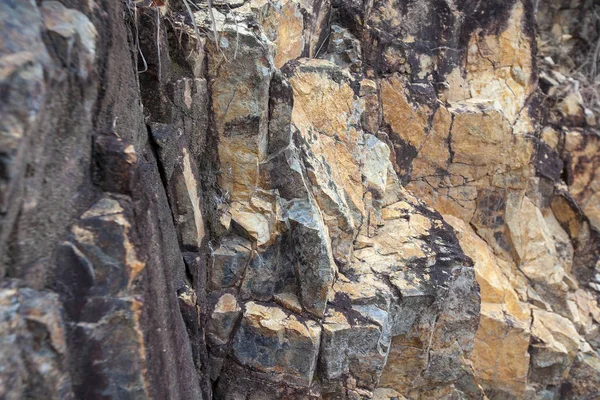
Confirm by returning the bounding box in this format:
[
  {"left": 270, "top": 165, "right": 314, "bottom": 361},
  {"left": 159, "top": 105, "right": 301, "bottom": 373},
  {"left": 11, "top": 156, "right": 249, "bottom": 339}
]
[{"left": 1, "top": 0, "right": 599, "bottom": 399}]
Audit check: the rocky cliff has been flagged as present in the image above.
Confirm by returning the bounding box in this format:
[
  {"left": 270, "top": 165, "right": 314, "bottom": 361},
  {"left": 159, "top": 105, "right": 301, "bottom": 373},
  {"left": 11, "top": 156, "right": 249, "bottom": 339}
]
[{"left": 1, "top": 0, "right": 600, "bottom": 399}]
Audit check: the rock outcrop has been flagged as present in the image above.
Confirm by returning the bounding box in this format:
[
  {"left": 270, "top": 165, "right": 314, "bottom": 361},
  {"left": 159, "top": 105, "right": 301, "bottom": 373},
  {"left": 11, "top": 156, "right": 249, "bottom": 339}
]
[{"left": 1, "top": 0, "right": 599, "bottom": 399}]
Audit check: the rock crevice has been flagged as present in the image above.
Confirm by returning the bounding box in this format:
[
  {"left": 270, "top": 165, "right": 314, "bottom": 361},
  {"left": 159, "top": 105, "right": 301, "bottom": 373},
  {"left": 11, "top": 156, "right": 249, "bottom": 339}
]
[{"left": 1, "top": 0, "right": 600, "bottom": 399}]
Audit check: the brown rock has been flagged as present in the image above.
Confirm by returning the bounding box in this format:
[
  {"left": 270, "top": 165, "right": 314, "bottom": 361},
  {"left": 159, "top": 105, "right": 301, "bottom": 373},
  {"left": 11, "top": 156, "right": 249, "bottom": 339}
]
[
  {"left": 4, "top": 0, "right": 600, "bottom": 398},
  {"left": 256, "top": 0, "right": 305, "bottom": 68},
  {"left": 461, "top": 1, "right": 534, "bottom": 123},
  {"left": 206, "top": 15, "right": 275, "bottom": 241},
  {"left": 445, "top": 214, "right": 531, "bottom": 397},
  {"left": 288, "top": 59, "right": 365, "bottom": 264},
  {"left": 530, "top": 309, "right": 582, "bottom": 385}
]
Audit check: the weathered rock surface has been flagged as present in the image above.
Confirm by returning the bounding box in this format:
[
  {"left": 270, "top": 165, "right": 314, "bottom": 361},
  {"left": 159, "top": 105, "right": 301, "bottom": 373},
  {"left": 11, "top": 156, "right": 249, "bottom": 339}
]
[
  {"left": 0, "top": 283, "right": 72, "bottom": 399},
  {"left": 1, "top": 0, "right": 600, "bottom": 399}
]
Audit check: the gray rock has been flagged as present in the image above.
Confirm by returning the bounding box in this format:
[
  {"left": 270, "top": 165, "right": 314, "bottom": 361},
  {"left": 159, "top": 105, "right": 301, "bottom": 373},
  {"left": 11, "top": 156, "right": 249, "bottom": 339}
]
[
  {"left": 0, "top": 283, "right": 73, "bottom": 400},
  {"left": 231, "top": 302, "right": 321, "bottom": 387},
  {"left": 206, "top": 293, "right": 242, "bottom": 345},
  {"left": 286, "top": 198, "right": 336, "bottom": 318},
  {"left": 324, "top": 24, "right": 362, "bottom": 72},
  {"left": 210, "top": 235, "right": 253, "bottom": 289}
]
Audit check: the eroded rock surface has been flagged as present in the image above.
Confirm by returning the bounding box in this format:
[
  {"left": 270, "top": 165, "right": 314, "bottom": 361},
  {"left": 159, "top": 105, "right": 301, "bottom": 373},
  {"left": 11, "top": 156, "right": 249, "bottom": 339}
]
[{"left": 1, "top": 0, "right": 600, "bottom": 399}]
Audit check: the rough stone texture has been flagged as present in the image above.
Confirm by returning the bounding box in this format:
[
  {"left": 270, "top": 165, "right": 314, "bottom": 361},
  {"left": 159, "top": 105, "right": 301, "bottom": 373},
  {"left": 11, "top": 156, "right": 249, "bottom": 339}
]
[
  {"left": 1, "top": 0, "right": 600, "bottom": 399},
  {"left": 446, "top": 215, "right": 532, "bottom": 397},
  {"left": 562, "top": 130, "right": 600, "bottom": 232},
  {"left": 231, "top": 302, "right": 321, "bottom": 386},
  {"left": 0, "top": 282, "right": 73, "bottom": 399}
]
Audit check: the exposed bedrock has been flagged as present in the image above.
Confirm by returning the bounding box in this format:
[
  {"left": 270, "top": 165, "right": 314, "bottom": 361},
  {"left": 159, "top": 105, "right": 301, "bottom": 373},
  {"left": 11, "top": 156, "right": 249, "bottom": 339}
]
[{"left": 1, "top": 0, "right": 599, "bottom": 399}]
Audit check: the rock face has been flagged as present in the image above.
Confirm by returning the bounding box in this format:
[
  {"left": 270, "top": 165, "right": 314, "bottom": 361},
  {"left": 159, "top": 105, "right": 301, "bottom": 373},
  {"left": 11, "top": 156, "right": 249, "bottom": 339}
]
[{"left": 1, "top": 0, "right": 600, "bottom": 399}]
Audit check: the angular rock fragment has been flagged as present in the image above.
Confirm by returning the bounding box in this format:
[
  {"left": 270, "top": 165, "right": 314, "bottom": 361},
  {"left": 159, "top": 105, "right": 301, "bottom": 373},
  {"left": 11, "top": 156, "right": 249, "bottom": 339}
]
[
  {"left": 150, "top": 122, "right": 205, "bottom": 250},
  {"left": 55, "top": 197, "right": 149, "bottom": 398},
  {"left": 210, "top": 235, "right": 253, "bottom": 289},
  {"left": 287, "top": 198, "right": 336, "bottom": 318},
  {"left": 318, "top": 190, "right": 480, "bottom": 397},
  {"left": 254, "top": 0, "right": 330, "bottom": 66},
  {"left": 320, "top": 279, "right": 392, "bottom": 391},
  {"left": 287, "top": 59, "right": 365, "bottom": 265},
  {"left": 562, "top": 129, "right": 600, "bottom": 232},
  {"left": 231, "top": 302, "right": 321, "bottom": 387},
  {"left": 446, "top": 214, "right": 531, "bottom": 397},
  {"left": 206, "top": 14, "right": 272, "bottom": 210},
  {"left": 324, "top": 24, "right": 362, "bottom": 72},
  {"left": 92, "top": 135, "right": 138, "bottom": 195},
  {"left": 40, "top": 1, "right": 97, "bottom": 80},
  {"left": 530, "top": 309, "right": 582, "bottom": 386},
  {"left": 0, "top": 0, "right": 51, "bottom": 214},
  {"left": 0, "top": 283, "right": 73, "bottom": 400},
  {"left": 564, "top": 351, "right": 600, "bottom": 398},
  {"left": 206, "top": 292, "right": 242, "bottom": 345}
]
